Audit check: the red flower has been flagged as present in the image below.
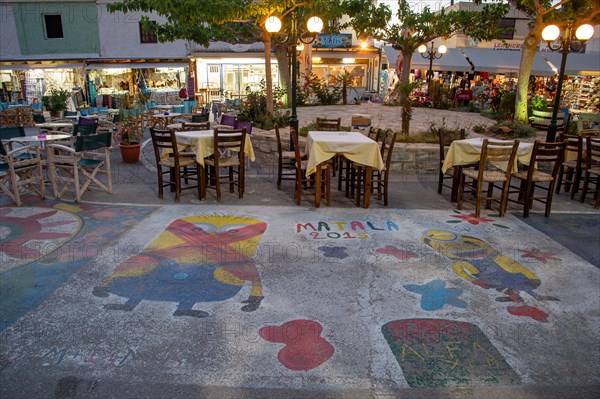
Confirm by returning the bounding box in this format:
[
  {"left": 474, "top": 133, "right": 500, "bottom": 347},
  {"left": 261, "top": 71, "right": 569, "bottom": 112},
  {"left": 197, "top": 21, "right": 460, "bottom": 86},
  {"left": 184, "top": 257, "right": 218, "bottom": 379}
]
[{"left": 450, "top": 213, "right": 495, "bottom": 225}]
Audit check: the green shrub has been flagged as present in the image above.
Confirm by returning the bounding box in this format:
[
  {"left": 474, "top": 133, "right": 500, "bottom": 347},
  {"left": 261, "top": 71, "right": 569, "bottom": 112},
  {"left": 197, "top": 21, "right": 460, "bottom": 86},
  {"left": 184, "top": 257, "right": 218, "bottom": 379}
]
[
  {"left": 498, "top": 91, "right": 516, "bottom": 120},
  {"left": 236, "top": 80, "right": 289, "bottom": 130},
  {"left": 490, "top": 120, "right": 536, "bottom": 139}
]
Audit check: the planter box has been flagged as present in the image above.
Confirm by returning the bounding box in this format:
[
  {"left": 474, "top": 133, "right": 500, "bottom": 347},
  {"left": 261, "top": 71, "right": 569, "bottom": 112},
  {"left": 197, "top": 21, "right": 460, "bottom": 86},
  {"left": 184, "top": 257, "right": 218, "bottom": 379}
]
[{"left": 529, "top": 108, "right": 564, "bottom": 130}]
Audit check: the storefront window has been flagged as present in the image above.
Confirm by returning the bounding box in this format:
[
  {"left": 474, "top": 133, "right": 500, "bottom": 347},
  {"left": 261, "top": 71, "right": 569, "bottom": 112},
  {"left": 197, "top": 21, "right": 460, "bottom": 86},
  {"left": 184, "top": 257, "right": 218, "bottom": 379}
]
[
  {"left": 311, "top": 59, "right": 367, "bottom": 87},
  {"left": 206, "top": 63, "right": 280, "bottom": 99}
]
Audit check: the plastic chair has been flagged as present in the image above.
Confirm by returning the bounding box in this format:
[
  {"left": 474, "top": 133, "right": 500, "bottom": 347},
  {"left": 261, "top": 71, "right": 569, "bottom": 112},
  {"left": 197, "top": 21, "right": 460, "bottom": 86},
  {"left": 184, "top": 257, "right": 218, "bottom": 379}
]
[
  {"left": 457, "top": 139, "right": 519, "bottom": 217},
  {"left": 508, "top": 141, "right": 565, "bottom": 217},
  {"left": 233, "top": 119, "right": 253, "bottom": 135},
  {"left": 204, "top": 128, "right": 247, "bottom": 201},
  {"left": 47, "top": 132, "right": 113, "bottom": 202},
  {"left": 220, "top": 114, "right": 236, "bottom": 127},
  {"left": 191, "top": 113, "right": 209, "bottom": 123},
  {"left": 149, "top": 127, "right": 203, "bottom": 202}
]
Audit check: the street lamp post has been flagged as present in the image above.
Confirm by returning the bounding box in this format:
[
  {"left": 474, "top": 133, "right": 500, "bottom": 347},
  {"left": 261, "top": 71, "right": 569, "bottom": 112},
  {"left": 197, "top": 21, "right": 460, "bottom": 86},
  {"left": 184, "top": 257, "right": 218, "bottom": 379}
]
[
  {"left": 541, "top": 21, "right": 594, "bottom": 142},
  {"left": 265, "top": 11, "right": 323, "bottom": 150},
  {"left": 417, "top": 41, "right": 447, "bottom": 82}
]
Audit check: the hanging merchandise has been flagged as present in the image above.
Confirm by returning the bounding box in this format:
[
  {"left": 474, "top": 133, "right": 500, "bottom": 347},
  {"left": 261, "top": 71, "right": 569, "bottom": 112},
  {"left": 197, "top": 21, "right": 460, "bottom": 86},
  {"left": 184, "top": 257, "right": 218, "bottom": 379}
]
[{"left": 138, "top": 73, "right": 149, "bottom": 95}]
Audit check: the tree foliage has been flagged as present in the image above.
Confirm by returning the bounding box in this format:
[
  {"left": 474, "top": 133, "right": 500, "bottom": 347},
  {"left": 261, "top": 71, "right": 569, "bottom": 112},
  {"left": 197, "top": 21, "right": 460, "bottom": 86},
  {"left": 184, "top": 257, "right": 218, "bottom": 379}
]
[{"left": 342, "top": 0, "right": 510, "bottom": 134}]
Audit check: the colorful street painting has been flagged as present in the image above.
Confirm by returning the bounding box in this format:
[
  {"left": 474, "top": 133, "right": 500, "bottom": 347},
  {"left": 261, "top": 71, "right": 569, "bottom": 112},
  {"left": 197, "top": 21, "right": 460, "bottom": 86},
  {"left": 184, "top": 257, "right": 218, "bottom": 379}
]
[
  {"left": 259, "top": 319, "right": 334, "bottom": 371},
  {"left": 94, "top": 215, "right": 267, "bottom": 317},
  {"left": 420, "top": 230, "right": 558, "bottom": 322},
  {"left": 0, "top": 201, "right": 158, "bottom": 331},
  {"left": 382, "top": 319, "right": 521, "bottom": 388},
  {"left": 403, "top": 280, "right": 467, "bottom": 311}
]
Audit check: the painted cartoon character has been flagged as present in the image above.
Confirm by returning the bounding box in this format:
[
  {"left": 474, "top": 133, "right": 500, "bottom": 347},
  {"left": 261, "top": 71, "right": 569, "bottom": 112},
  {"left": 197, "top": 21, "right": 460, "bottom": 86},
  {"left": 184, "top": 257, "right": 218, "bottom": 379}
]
[
  {"left": 421, "top": 230, "right": 558, "bottom": 303},
  {"left": 93, "top": 215, "right": 267, "bottom": 317}
]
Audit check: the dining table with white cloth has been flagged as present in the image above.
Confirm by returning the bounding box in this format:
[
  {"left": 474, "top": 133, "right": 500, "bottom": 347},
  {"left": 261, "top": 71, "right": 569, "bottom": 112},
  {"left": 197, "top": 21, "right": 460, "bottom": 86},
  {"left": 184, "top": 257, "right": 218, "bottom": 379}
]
[
  {"left": 305, "top": 131, "right": 385, "bottom": 208},
  {"left": 174, "top": 130, "right": 255, "bottom": 167},
  {"left": 441, "top": 137, "right": 534, "bottom": 173}
]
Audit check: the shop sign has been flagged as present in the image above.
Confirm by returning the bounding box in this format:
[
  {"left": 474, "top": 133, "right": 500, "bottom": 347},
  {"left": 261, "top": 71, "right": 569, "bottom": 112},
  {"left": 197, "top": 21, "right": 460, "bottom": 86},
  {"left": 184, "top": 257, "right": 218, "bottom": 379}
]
[{"left": 313, "top": 34, "right": 352, "bottom": 49}]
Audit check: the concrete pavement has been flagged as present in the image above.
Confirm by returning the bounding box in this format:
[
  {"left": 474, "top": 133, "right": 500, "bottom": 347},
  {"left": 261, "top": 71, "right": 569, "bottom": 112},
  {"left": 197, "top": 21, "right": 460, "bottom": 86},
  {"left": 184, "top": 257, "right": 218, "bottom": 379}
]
[{"left": 1, "top": 105, "right": 599, "bottom": 398}]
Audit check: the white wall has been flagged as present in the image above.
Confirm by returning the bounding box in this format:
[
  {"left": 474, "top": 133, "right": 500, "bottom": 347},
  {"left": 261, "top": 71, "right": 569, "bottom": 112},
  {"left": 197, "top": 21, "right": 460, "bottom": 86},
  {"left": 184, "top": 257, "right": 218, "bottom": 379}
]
[
  {"left": 96, "top": 0, "right": 189, "bottom": 59},
  {"left": 0, "top": 4, "right": 23, "bottom": 58}
]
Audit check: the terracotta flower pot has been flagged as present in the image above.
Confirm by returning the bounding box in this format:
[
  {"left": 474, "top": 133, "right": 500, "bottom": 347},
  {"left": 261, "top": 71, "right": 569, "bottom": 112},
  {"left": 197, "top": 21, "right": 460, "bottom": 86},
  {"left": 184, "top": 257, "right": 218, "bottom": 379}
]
[{"left": 119, "top": 143, "right": 141, "bottom": 163}]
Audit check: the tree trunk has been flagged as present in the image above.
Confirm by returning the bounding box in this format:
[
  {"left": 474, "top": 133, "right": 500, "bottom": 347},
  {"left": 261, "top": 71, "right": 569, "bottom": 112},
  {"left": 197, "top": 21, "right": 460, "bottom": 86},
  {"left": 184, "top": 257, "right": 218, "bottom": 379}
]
[
  {"left": 515, "top": 27, "right": 542, "bottom": 124},
  {"left": 400, "top": 51, "right": 413, "bottom": 135},
  {"left": 263, "top": 32, "right": 274, "bottom": 113},
  {"left": 274, "top": 44, "right": 290, "bottom": 106}
]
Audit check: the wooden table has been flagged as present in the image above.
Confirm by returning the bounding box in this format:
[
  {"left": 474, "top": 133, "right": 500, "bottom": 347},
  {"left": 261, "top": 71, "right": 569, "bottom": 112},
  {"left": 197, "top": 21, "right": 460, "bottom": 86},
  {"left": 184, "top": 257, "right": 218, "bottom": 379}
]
[
  {"left": 149, "top": 113, "right": 182, "bottom": 128},
  {"left": 174, "top": 130, "right": 255, "bottom": 166},
  {"left": 306, "top": 131, "right": 384, "bottom": 208}
]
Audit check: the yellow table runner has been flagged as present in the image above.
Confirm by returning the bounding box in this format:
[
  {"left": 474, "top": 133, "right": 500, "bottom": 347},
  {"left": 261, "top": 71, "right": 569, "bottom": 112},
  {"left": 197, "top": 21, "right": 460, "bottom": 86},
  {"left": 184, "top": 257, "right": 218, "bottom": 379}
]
[
  {"left": 305, "top": 131, "right": 384, "bottom": 176},
  {"left": 441, "top": 137, "right": 534, "bottom": 173},
  {"left": 174, "top": 130, "right": 255, "bottom": 166}
]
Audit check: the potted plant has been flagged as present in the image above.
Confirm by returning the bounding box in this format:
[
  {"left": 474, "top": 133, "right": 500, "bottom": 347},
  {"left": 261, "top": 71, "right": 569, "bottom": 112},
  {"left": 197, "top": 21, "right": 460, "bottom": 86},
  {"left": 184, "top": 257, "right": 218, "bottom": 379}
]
[
  {"left": 116, "top": 118, "right": 143, "bottom": 163},
  {"left": 42, "top": 87, "right": 71, "bottom": 118}
]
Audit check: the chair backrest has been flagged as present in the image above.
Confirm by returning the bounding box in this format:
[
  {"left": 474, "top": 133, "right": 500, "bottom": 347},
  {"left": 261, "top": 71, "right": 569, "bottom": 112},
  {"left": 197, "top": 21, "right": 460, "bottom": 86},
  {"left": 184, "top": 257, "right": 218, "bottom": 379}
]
[
  {"left": 212, "top": 128, "right": 246, "bottom": 164},
  {"left": 32, "top": 113, "right": 46, "bottom": 123},
  {"left": 182, "top": 121, "right": 210, "bottom": 131},
  {"left": 191, "top": 113, "right": 209, "bottom": 123},
  {"left": 562, "top": 134, "right": 583, "bottom": 165},
  {"left": 220, "top": 114, "right": 236, "bottom": 127},
  {"left": 275, "top": 125, "right": 284, "bottom": 157},
  {"left": 316, "top": 117, "right": 341, "bottom": 131},
  {"left": 381, "top": 129, "right": 398, "bottom": 170},
  {"left": 74, "top": 132, "right": 112, "bottom": 152},
  {"left": 63, "top": 110, "right": 78, "bottom": 117},
  {"left": 290, "top": 128, "right": 304, "bottom": 175},
  {"left": 479, "top": 139, "right": 519, "bottom": 175},
  {"left": 438, "top": 128, "right": 466, "bottom": 162},
  {"left": 150, "top": 127, "right": 179, "bottom": 164},
  {"left": 73, "top": 123, "right": 98, "bottom": 136},
  {"left": 585, "top": 137, "right": 600, "bottom": 171},
  {"left": 526, "top": 140, "right": 565, "bottom": 180},
  {"left": 0, "top": 126, "right": 26, "bottom": 140},
  {"left": 233, "top": 119, "right": 253, "bottom": 135},
  {"left": 78, "top": 116, "right": 98, "bottom": 126}
]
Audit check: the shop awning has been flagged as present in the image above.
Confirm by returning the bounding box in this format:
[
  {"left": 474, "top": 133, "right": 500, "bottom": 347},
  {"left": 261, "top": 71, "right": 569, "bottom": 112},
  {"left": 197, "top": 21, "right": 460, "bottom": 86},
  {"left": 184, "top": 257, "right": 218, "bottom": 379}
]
[
  {"left": 0, "top": 63, "right": 84, "bottom": 70},
  {"left": 461, "top": 48, "right": 555, "bottom": 76},
  {"left": 86, "top": 62, "right": 188, "bottom": 70},
  {"left": 383, "top": 46, "right": 472, "bottom": 71},
  {"left": 541, "top": 52, "right": 600, "bottom": 76}
]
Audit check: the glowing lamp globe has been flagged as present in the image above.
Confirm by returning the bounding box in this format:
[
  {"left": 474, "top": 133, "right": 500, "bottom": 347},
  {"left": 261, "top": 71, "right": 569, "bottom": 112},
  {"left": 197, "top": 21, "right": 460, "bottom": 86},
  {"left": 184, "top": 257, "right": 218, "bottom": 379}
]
[
  {"left": 265, "top": 16, "right": 282, "bottom": 33},
  {"left": 575, "top": 24, "right": 594, "bottom": 41},
  {"left": 307, "top": 16, "right": 324, "bottom": 33},
  {"left": 542, "top": 25, "right": 560, "bottom": 42},
  {"left": 438, "top": 45, "right": 447, "bottom": 54},
  {"left": 417, "top": 44, "right": 427, "bottom": 53}
]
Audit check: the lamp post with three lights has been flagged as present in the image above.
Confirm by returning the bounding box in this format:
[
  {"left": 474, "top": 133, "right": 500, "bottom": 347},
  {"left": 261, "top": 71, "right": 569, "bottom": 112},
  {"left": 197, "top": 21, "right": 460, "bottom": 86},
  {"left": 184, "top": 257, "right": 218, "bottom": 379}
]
[
  {"left": 265, "top": 11, "right": 323, "bottom": 150},
  {"left": 541, "top": 21, "right": 594, "bottom": 142},
  {"left": 417, "top": 41, "right": 447, "bottom": 82}
]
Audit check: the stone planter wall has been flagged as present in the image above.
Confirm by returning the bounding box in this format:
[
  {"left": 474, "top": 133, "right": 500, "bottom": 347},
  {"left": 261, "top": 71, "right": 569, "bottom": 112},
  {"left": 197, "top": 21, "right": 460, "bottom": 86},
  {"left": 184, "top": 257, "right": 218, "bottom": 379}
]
[{"left": 251, "top": 128, "right": 439, "bottom": 175}]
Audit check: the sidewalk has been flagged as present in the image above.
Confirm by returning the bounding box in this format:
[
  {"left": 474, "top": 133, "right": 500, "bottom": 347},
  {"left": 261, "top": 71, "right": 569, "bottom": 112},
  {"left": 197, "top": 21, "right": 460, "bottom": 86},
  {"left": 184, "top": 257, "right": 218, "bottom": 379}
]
[{"left": 1, "top": 105, "right": 599, "bottom": 399}]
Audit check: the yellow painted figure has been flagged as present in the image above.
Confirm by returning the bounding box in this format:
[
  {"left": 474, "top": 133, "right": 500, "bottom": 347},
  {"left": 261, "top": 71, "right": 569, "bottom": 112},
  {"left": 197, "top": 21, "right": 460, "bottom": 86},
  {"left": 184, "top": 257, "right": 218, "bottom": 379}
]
[
  {"left": 421, "top": 230, "right": 558, "bottom": 303},
  {"left": 93, "top": 215, "right": 267, "bottom": 317}
]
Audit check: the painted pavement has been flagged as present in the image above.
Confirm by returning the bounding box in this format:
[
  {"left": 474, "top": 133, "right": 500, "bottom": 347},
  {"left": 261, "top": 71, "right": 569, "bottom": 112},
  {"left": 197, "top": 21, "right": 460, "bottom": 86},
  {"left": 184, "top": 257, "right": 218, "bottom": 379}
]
[{"left": 0, "top": 201, "right": 599, "bottom": 394}]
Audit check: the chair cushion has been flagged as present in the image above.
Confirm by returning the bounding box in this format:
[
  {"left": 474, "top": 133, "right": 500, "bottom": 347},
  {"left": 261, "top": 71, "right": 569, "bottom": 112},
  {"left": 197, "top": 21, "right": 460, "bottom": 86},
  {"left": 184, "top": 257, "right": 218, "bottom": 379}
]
[
  {"left": 512, "top": 170, "right": 553, "bottom": 182},
  {"left": 205, "top": 157, "right": 240, "bottom": 167},
  {"left": 160, "top": 156, "right": 197, "bottom": 168},
  {"left": 463, "top": 168, "right": 507, "bottom": 182}
]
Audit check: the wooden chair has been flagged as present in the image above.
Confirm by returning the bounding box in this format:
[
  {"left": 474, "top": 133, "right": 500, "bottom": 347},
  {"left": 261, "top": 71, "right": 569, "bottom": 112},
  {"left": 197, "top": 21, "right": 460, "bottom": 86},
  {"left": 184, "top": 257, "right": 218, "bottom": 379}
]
[
  {"left": 347, "top": 129, "right": 397, "bottom": 206},
  {"left": 457, "top": 139, "right": 519, "bottom": 217},
  {"left": 438, "top": 128, "right": 466, "bottom": 202},
  {"left": 316, "top": 117, "right": 341, "bottom": 131},
  {"left": 275, "top": 125, "right": 296, "bottom": 189},
  {"left": 181, "top": 121, "right": 210, "bottom": 131},
  {"left": 555, "top": 134, "right": 583, "bottom": 199},
  {"left": 508, "top": 141, "right": 565, "bottom": 218},
  {"left": 149, "top": 127, "right": 203, "bottom": 202},
  {"left": 579, "top": 136, "right": 600, "bottom": 208},
  {"left": 0, "top": 142, "right": 46, "bottom": 206},
  {"left": 204, "top": 128, "right": 246, "bottom": 201},
  {"left": 291, "top": 128, "right": 330, "bottom": 207},
  {"left": 47, "top": 132, "right": 113, "bottom": 202}
]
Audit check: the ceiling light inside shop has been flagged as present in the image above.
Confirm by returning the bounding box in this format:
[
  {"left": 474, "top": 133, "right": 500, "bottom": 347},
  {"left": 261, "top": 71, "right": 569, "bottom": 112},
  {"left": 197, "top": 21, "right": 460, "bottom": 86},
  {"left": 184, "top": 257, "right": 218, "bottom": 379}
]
[
  {"left": 342, "top": 58, "right": 355, "bottom": 64},
  {"left": 312, "top": 57, "right": 322, "bottom": 62}
]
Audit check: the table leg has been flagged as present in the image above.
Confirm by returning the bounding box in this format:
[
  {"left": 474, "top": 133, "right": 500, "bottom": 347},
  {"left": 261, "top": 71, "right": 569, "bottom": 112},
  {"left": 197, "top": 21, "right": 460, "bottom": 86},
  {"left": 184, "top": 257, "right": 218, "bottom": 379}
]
[
  {"left": 363, "top": 166, "right": 372, "bottom": 208},
  {"left": 315, "top": 164, "right": 322, "bottom": 208}
]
